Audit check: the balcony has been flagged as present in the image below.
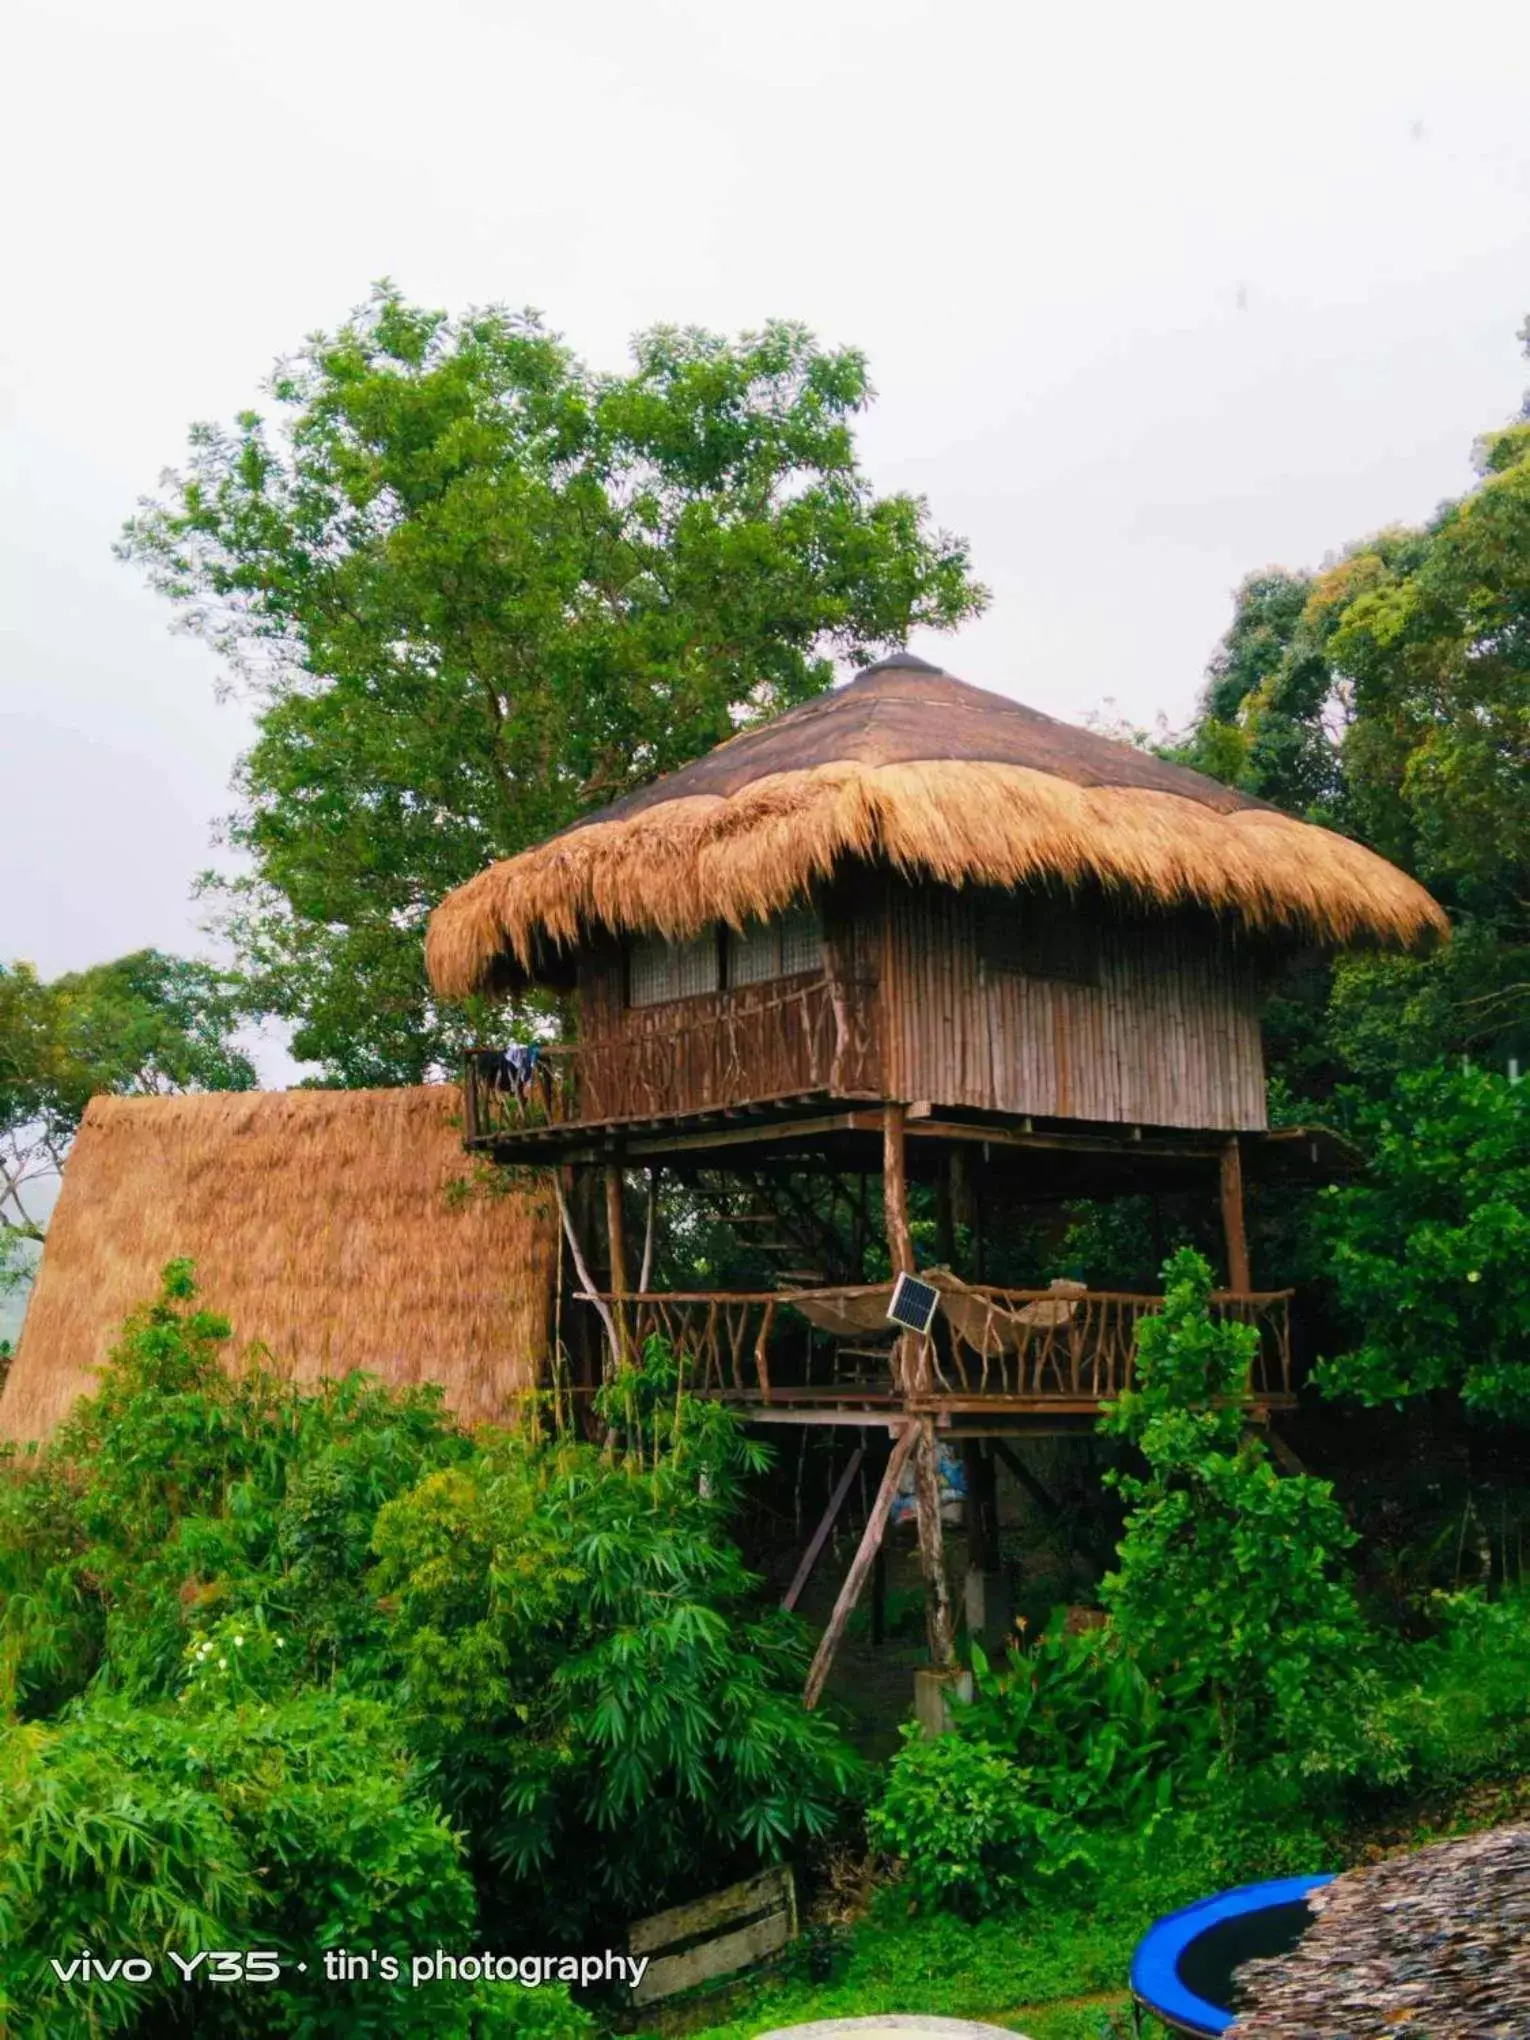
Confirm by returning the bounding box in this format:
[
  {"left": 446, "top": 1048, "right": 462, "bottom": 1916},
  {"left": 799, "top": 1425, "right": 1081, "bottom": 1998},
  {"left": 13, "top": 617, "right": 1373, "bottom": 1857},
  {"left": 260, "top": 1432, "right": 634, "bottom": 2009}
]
[
  {"left": 582, "top": 1280, "right": 1295, "bottom": 1424},
  {"left": 463, "top": 971, "right": 882, "bottom": 1156}
]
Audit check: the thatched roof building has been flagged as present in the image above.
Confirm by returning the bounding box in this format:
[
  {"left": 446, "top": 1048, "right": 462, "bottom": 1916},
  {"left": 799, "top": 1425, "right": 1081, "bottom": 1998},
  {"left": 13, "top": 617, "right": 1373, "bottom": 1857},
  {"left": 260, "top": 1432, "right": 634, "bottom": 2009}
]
[
  {"left": 0, "top": 1086, "right": 556, "bottom": 1443},
  {"left": 426, "top": 654, "right": 1447, "bottom": 998},
  {"left": 1231, "top": 1825, "right": 1530, "bottom": 2037}
]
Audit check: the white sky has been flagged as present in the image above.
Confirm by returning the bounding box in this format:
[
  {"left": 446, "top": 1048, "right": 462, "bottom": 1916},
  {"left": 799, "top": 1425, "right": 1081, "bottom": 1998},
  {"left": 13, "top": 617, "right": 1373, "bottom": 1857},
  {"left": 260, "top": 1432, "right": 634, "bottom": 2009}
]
[{"left": 4, "top": 0, "right": 1530, "bottom": 1076}]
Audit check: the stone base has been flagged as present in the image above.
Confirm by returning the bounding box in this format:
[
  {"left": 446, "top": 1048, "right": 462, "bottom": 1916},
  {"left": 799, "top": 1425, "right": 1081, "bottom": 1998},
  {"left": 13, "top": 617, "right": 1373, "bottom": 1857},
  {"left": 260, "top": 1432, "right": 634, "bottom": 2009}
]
[{"left": 913, "top": 1664, "right": 973, "bottom": 1738}]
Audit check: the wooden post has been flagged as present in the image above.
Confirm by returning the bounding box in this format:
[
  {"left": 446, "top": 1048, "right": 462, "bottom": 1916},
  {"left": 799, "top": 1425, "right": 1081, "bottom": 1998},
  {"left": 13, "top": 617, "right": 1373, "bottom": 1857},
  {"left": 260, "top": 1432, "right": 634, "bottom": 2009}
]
[
  {"left": 962, "top": 1440, "right": 999, "bottom": 1572},
  {"left": 605, "top": 1159, "right": 629, "bottom": 1365},
  {"left": 605, "top": 1161, "right": 629, "bottom": 1295},
  {"left": 805, "top": 1424, "right": 919, "bottom": 1709},
  {"left": 882, "top": 1102, "right": 954, "bottom": 1667},
  {"left": 870, "top": 1544, "right": 887, "bottom": 1647},
  {"left": 638, "top": 1167, "right": 660, "bottom": 1292},
  {"left": 1219, "top": 1136, "right": 1251, "bottom": 1293},
  {"left": 552, "top": 1167, "right": 620, "bottom": 1377},
  {"left": 882, "top": 1103, "right": 915, "bottom": 1274},
  {"left": 912, "top": 1419, "right": 956, "bottom": 1666}
]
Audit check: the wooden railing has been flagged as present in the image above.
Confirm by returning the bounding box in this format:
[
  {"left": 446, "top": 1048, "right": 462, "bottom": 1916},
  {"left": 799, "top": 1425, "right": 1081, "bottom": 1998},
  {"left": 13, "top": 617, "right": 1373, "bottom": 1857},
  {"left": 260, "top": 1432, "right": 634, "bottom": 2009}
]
[
  {"left": 584, "top": 1284, "right": 1294, "bottom": 1408},
  {"left": 464, "top": 972, "right": 881, "bottom": 1140}
]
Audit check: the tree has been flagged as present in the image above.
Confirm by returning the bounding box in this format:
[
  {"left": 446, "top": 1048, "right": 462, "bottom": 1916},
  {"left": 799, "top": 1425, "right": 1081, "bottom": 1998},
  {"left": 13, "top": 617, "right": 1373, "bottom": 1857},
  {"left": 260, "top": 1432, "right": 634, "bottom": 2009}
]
[
  {"left": 121, "top": 289, "right": 989, "bottom": 1083},
  {"left": 0, "top": 952, "right": 254, "bottom": 1265},
  {"left": 1315, "top": 1063, "right": 1530, "bottom": 1425},
  {"left": 1181, "top": 567, "right": 1345, "bottom": 819},
  {"left": 1174, "top": 318, "right": 1530, "bottom": 1102},
  {"left": 1099, "top": 1249, "right": 1366, "bottom": 1772}
]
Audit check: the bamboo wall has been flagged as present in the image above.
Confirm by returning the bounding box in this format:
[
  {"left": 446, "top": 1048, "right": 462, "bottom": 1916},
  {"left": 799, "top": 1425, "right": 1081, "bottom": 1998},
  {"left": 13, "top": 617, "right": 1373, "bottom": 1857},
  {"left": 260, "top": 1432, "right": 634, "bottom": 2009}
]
[
  {"left": 881, "top": 882, "right": 1267, "bottom": 1131},
  {"left": 572, "top": 878, "right": 1267, "bottom": 1134}
]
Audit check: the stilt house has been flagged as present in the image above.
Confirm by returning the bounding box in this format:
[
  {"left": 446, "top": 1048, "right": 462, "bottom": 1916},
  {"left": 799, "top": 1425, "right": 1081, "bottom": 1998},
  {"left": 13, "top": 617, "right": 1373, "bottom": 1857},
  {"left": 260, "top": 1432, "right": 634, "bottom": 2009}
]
[{"left": 426, "top": 653, "right": 1445, "bottom": 1687}]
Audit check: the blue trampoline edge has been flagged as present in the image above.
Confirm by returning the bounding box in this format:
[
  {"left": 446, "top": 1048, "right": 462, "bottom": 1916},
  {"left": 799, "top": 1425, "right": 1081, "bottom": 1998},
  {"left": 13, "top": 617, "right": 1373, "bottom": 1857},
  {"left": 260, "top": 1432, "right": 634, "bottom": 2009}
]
[{"left": 1129, "top": 1873, "right": 1335, "bottom": 2036}]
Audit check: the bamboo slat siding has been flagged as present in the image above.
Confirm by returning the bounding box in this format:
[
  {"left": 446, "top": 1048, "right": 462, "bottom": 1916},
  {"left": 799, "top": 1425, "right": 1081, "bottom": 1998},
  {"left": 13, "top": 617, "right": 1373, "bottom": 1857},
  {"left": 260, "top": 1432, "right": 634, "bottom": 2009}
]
[
  {"left": 882, "top": 885, "right": 1267, "bottom": 1132},
  {"left": 467, "top": 880, "right": 1266, "bottom": 1137}
]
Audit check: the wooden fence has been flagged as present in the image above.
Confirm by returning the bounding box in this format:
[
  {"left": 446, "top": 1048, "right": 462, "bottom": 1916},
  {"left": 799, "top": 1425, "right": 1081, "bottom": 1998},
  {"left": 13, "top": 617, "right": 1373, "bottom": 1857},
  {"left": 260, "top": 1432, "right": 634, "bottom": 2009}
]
[
  {"left": 588, "top": 1282, "right": 1294, "bottom": 1408},
  {"left": 463, "top": 972, "right": 881, "bottom": 1139}
]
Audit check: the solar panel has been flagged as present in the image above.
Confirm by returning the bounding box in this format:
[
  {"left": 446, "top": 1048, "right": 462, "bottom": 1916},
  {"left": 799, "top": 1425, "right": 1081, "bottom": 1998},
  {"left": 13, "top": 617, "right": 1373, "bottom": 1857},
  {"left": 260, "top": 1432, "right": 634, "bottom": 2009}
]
[{"left": 887, "top": 1271, "right": 941, "bottom": 1337}]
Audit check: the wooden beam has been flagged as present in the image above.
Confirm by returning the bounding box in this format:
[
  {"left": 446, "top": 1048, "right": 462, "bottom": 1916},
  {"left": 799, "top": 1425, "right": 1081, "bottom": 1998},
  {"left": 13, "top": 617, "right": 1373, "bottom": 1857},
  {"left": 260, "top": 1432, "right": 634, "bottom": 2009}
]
[
  {"left": 552, "top": 1169, "right": 620, "bottom": 1376},
  {"left": 804, "top": 1423, "right": 918, "bottom": 1708},
  {"left": 882, "top": 1103, "right": 915, "bottom": 1275},
  {"left": 637, "top": 1167, "right": 660, "bottom": 1293},
  {"left": 963, "top": 1439, "right": 999, "bottom": 1571},
  {"left": 1220, "top": 1135, "right": 1252, "bottom": 1293},
  {"left": 605, "top": 1161, "right": 629, "bottom": 1296},
  {"left": 886, "top": 1109, "right": 954, "bottom": 1673},
  {"left": 903, "top": 1117, "right": 1225, "bottom": 1164},
  {"left": 782, "top": 1447, "right": 864, "bottom": 1612}
]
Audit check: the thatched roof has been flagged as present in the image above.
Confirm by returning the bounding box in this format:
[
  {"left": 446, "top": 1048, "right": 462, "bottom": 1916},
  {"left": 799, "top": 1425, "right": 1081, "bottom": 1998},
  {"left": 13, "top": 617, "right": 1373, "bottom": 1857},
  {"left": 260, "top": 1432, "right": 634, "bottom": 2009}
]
[
  {"left": 0, "top": 1086, "right": 556, "bottom": 1443},
  {"left": 425, "top": 655, "right": 1448, "bottom": 997},
  {"left": 1231, "top": 1825, "right": 1530, "bottom": 2037}
]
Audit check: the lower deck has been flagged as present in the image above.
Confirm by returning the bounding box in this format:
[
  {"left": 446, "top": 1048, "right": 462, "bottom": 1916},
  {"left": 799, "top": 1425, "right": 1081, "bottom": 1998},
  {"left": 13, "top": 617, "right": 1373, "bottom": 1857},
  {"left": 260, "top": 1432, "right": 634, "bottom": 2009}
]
[{"left": 585, "top": 1279, "right": 1295, "bottom": 1431}]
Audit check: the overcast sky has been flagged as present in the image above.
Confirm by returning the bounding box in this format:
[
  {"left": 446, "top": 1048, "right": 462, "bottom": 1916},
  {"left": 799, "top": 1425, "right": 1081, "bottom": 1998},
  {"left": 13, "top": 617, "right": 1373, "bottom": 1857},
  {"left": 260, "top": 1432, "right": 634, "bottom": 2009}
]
[{"left": 5, "top": 0, "right": 1530, "bottom": 1080}]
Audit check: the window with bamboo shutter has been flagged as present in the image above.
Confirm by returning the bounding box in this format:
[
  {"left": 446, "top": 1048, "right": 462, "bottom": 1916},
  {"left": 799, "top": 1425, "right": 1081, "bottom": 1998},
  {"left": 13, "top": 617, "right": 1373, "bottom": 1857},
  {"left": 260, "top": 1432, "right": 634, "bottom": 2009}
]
[
  {"left": 627, "top": 908, "right": 822, "bottom": 1006},
  {"left": 627, "top": 927, "right": 723, "bottom": 1006},
  {"left": 727, "top": 906, "right": 823, "bottom": 987},
  {"left": 977, "top": 891, "right": 1099, "bottom": 987}
]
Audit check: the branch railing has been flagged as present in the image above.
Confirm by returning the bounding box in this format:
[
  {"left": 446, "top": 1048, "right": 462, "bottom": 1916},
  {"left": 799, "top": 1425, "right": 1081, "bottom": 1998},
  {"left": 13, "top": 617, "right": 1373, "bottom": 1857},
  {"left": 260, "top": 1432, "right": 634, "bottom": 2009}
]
[
  {"left": 581, "top": 1284, "right": 1294, "bottom": 1407},
  {"left": 464, "top": 972, "right": 881, "bottom": 1139}
]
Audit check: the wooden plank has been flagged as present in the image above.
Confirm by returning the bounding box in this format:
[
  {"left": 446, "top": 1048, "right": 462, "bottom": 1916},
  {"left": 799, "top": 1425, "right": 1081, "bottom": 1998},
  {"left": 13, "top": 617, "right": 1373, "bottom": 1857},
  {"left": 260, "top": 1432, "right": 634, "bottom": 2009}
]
[
  {"left": 632, "top": 1909, "right": 792, "bottom": 2004},
  {"left": 805, "top": 1423, "right": 918, "bottom": 1708},
  {"left": 630, "top": 1864, "right": 795, "bottom": 1957},
  {"left": 782, "top": 1447, "right": 864, "bottom": 1611}
]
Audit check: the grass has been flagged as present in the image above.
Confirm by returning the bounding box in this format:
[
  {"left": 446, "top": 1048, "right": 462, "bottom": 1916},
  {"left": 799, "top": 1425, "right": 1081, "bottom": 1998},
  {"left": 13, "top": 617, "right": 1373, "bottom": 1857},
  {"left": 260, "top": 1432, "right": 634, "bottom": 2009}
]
[
  {"left": 646, "top": 1769, "right": 1530, "bottom": 2040},
  {"left": 649, "top": 1869, "right": 1200, "bottom": 2040}
]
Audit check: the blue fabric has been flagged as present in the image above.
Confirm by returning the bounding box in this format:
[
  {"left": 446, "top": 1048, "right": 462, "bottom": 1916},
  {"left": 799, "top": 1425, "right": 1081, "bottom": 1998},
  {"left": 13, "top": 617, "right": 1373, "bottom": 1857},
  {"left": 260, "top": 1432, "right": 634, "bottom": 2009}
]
[
  {"left": 1129, "top": 1873, "right": 1335, "bottom": 2036},
  {"left": 505, "top": 1041, "right": 541, "bottom": 1088}
]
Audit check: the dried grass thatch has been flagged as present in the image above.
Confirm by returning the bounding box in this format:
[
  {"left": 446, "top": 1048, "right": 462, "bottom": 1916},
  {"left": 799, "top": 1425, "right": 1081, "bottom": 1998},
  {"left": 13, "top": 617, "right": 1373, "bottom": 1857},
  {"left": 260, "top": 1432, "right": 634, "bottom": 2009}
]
[
  {"left": 426, "top": 656, "right": 1448, "bottom": 997},
  {"left": 0, "top": 1086, "right": 556, "bottom": 1443}
]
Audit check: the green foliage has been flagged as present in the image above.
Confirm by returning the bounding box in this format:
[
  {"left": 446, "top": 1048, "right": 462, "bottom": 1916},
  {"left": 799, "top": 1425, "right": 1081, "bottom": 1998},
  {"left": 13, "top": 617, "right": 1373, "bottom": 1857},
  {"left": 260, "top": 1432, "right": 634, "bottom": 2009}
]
[
  {"left": 1, "top": 953, "right": 253, "bottom": 1279},
  {"left": 372, "top": 1338, "right": 864, "bottom": 1930},
  {"left": 868, "top": 1730, "right": 1086, "bottom": 1916},
  {"left": 1372, "top": 1589, "right": 1530, "bottom": 1787},
  {"left": 121, "top": 288, "right": 988, "bottom": 1082},
  {"left": 0, "top": 1260, "right": 468, "bottom": 1714},
  {"left": 1182, "top": 566, "right": 1341, "bottom": 819},
  {"left": 1100, "top": 1249, "right": 1369, "bottom": 1775},
  {"left": 0, "top": 1693, "right": 482, "bottom": 2039},
  {"left": 870, "top": 1618, "right": 1179, "bottom": 1914},
  {"left": 1315, "top": 1062, "right": 1530, "bottom": 1422},
  {"left": 0, "top": 1270, "right": 861, "bottom": 2032}
]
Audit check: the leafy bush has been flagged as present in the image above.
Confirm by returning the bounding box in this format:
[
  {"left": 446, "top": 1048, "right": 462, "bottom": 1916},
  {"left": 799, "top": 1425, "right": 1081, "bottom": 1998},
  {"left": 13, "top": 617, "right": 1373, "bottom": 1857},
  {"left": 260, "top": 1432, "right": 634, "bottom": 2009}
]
[
  {"left": 0, "top": 1692, "right": 479, "bottom": 2038},
  {"left": 868, "top": 1731, "right": 1087, "bottom": 1916},
  {"left": 1364, "top": 1589, "right": 1530, "bottom": 1789},
  {"left": 1100, "top": 1248, "right": 1372, "bottom": 1779},
  {"left": 372, "top": 1337, "right": 865, "bottom": 1930},
  {"left": 0, "top": 1259, "right": 469, "bottom": 1715},
  {"left": 0, "top": 1269, "right": 862, "bottom": 2030}
]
